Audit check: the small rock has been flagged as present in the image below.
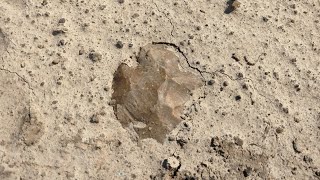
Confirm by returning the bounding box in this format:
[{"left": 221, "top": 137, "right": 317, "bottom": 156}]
[
  {"left": 167, "top": 135, "right": 175, "bottom": 141},
  {"left": 118, "top": 0, "right": 125, "bottom": 4},
  {"left": 223, "top": 81, "right": 229, "bottom": 87},
  {"left": 303, "top": 155, "right": 313, "bottom": 163},
  {"left": 292, "top": 139, "right": 302, "bottom": 153},
  {"left": 89, "top": 51, "right": 102, "bottom": 62},
  {"left": 115, "top": 41, "right": 124, "bottom": 49},
  {"left": 52, "top": 59, "right": 60, "bottom": 65},
  {"left": 90, "top": 114, "right": 99, "bottom": 123},
  {"left": 52, "top": 29, "right": 67, "bottom": 36},
  {"left": 57, "top": 39, "right": 65, "bottom": 46},
  {"left": 79, "top": 49, "right": 85, "bottom": 55},
  {"left": 234, "top": 136, "right": 243, "bottom": 146},
  {"left": 276, "top": 127, "right": 284, "bottom": 134},
  {"left": 99, "top": 5, "right": 106, "bottom": 10},
  {"left": 243, "top": 167, "right": 252, "bottom": 177},
  {"left": 41, "top": 0, "right": 48, "bottom": 6},
  {"left": 210, "top": 136, "right": 220, "bottom": 148},
  {"left": 235, "top": 95, "right": 241, "bottom": 101},
  {"left": 207, "top": 80, "right": 214, "bottom": 86},
  {"left": 162, "top": 157, "right": 180, "bottom": 170},
  {"left": 262, "top": 17, "right": 269, "bottom": 22},
  {"left": 58, "top": 18, "right": 66, "bottom": 24},
  {"left": 283, "top": 107, "right": 289, "bottom": 114},
  {"left": 176, "top": 137, "right": 188, "bottom": 147}
]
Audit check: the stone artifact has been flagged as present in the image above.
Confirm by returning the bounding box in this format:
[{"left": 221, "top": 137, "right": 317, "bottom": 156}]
[{"left": 111, "top": 44, "right": 202, "bottom": 142}]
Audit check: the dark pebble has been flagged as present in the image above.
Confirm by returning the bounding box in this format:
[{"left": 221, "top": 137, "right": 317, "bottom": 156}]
[
  {"left": 235, "top": 95, "right": 241, "bottom": 101},
  {"left": 207, "top": 80, "right": 214, "bottom": 86},
  {"left": 243, "top": 167, "right": 252, "bottom": 177},
  {"left": 115, "top": 41, "right": 124, "bottom": 49},
  {"left": 262, "top": 17, "right": 269, "bottom": 22},
  {"left": 59, "top": 18, "right": 66, "bottom": 23},
  {"left": 223, "top": 81, "right": 229, "bottom": 87},
  {"left": 52, "top": 29, "right": 66, "bottom": 36},
  {"left": 90, "top": 114, "right": 99, "bottom": 123},
  {"left": 118, "top": 0, "right": 125, "bottom": 4},
  {"left": 276, "top": 127, "right": 284, "bottom": 134}
]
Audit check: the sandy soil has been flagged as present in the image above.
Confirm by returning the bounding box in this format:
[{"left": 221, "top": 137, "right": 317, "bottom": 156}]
[{"left": 0, "top": 0, "right": 319, "bottom": 179}]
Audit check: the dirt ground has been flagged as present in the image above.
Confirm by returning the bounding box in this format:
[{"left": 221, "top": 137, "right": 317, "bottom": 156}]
[{"left": 0, "top": 0, "right": 319, "bottom": 179}]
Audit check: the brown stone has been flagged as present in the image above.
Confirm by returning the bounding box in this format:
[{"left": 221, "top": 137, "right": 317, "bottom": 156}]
[{"left": 111, "top": 44, "right": 202, "bottom": 142}]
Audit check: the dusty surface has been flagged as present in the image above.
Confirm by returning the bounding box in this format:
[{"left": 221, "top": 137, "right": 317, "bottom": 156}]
[{"left": 0, "top": 0, "right": 319, "bottom": 179}]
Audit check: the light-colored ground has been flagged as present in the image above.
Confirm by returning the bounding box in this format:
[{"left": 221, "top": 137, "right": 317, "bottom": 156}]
[{"left": 0, "top": 0, "right": 319, "bottom": 179}]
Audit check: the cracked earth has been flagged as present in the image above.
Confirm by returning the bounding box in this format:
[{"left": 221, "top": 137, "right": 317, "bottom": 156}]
[{"left": 0, "top": 0, "right": 320, "bottom": 179}]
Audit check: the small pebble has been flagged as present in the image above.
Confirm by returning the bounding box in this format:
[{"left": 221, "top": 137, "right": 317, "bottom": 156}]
[
  {"left": 276, "top": 127, "right": 284, "bottom": 134},
  {"left": 115, "top": 41, "right": 124, "bottom": 49},
  {"left": 207, "top": 80, "right": 214, "bottom": 86},
  {"left": 234, "top": 136, "right": 243, "bottom": 146},
  {"left": 118, "top": 0, "right": 125, "bottom": 4},
  {"left": 223, "top": 81, "right": 229, "bottom": 87},
  {"left": 262, "top": 17, "right": 269, "bottom": 22},
  {"left": 58, "top": 18, "right": 66, "bottom": 24},
  {"left": 90, "top": 114, "right": 99, "bottom": 123},
  {"left": 292, "top": 139, "right": 302, "bottom": 153},
  {"left": 79, "top": 49, "right": 85, "bottom": 55},
  {"left": 99, "top": 5, "right": 106, "bottom": 10},
  {"left": 52, "top": 29, "right": 67, "bottom": 36},
  {"left": 52, "top": 59, "right": 60, "bottom": 65},
  {"left": 235, "top": 95, "right": 241, "bottom": 101},
  {"left": 243, "top": 167, "right": 252, "bottom": 177}
]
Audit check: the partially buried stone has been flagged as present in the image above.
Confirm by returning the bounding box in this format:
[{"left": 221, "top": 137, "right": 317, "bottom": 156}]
[{"left": 111, "top": 44, "right": 203, "bottom": 142}]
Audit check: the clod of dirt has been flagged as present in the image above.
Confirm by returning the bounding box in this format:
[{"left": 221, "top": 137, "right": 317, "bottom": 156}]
[
  {"left": 111, "top": 44, "right": 202, "bottom": 142},
  {"left": 88, "top": 51, "right": 102, "bottom": 62}
]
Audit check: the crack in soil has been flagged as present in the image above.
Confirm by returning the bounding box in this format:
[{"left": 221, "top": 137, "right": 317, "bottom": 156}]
[
  {"left": 151, "top": 42, "right": 273, "bottom": 105},
  {"left": 152, "top": 1, "right": 175, "bottom": 37},
  {"left": 0, "top": 67, "right": 33, "bottom": 120},
  {"left": 152, "top": 42, "right": 205, "bottom": 79}
]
